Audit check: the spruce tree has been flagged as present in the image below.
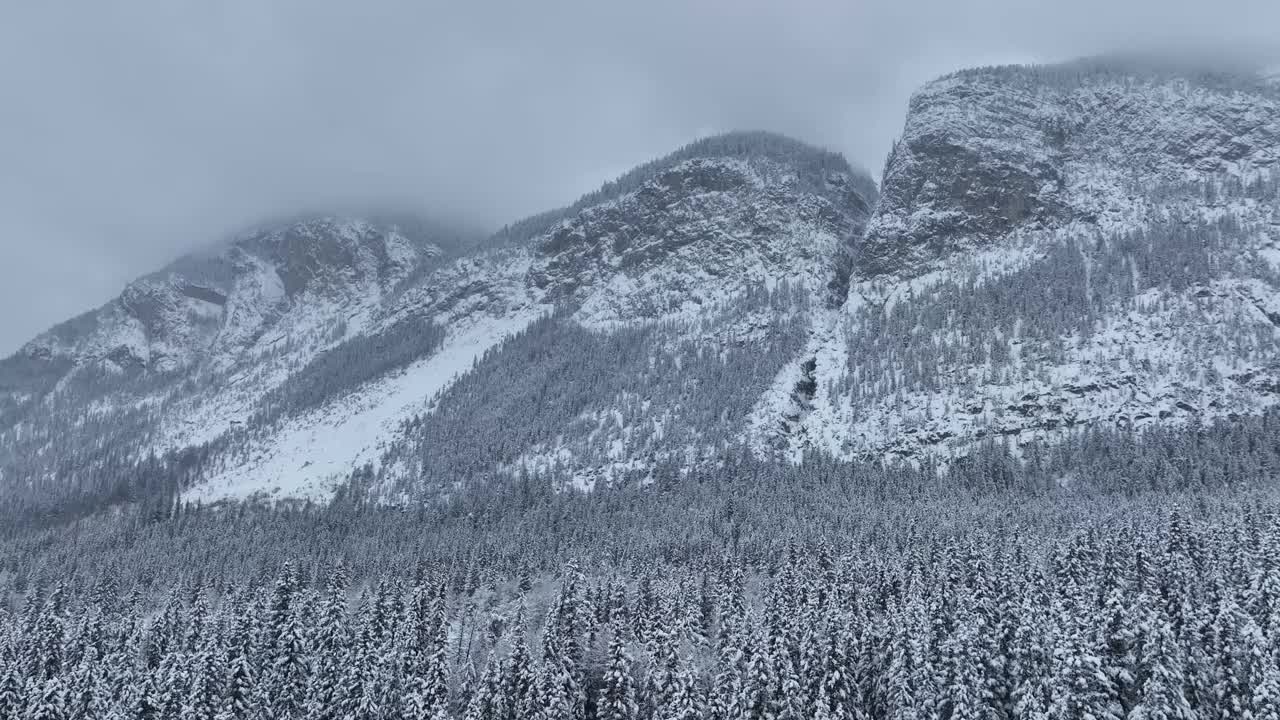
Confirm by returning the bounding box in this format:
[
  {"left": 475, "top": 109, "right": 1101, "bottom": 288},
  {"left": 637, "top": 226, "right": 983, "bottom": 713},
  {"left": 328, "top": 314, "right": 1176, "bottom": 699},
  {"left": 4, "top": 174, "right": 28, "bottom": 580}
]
[{"left": 600, "top": 622, "right": 638, "bottom": 720}]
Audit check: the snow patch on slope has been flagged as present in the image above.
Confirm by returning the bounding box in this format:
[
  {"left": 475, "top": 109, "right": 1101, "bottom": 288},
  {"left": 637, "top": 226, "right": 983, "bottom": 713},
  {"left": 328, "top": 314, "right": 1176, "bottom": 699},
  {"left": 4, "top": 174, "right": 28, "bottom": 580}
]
[
  {"left": 187, "top": 310, "right": 545, "bottom": 502},
  {"left": 746, "top": 307, "right": 848, "bottom": 461}
]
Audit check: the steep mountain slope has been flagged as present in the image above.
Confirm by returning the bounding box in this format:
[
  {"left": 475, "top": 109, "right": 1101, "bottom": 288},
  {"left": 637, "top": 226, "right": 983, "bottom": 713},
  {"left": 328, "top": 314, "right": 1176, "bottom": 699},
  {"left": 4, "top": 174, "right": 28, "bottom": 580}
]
[
  {"left": 0, "top": 132, "right": 875, "bottom": 507},
  {"left": 9, "top": 58, "right": 1280, "bottom": 511},
  {"left": 200, "top": 133, "right": 874, "bottom": 499},
  {"left": 0, "top": 216, "right": 470, "bottom": 507},
  {"left": 753, "top": 59, "right": 1280, "bottom": 464}
]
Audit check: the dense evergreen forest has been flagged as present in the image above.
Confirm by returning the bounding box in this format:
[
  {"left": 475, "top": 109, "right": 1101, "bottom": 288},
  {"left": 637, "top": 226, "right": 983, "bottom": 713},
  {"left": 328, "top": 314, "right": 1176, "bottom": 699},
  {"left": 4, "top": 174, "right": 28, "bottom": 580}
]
[
  {"left": 3, "top": 484, "right": 1280, "bottom": 719},
  {"left": 4, "top": 405, "right": 1280, "bottom": 718}
]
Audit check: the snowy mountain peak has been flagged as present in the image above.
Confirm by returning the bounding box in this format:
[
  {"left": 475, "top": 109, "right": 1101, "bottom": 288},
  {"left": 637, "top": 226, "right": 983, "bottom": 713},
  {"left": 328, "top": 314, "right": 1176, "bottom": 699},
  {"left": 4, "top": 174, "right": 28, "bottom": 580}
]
[
  {"left": 490, "top": 130, "right": 875, "bottom": 249},
  {"left": 529, "top": 153, "right": 872, "bottom": 326},
  {"left": 860, "top": 60, "right": 1280, "bottom": 281},
  {"left": 764, "top": 59, "right": 1280, "bottom": 468},
  {"left": 8, "top": 72, "right": 1280, "bottom": 510},
  {"left": 1, "top": 133, "right": 877, "bottom": 505},
  {"left": 12, "top": 216, "right": 448, "bottom": 378},
  {"left": 0, "top": 213, "right": 474, "bottom": 503}
]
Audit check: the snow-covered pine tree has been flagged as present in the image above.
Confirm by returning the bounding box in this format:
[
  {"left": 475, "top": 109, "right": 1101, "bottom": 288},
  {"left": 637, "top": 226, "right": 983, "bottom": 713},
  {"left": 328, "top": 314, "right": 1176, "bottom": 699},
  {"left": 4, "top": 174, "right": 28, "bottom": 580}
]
[
  {"left": 1129, "top": 603, "right": 1193, "bottom": 720},
  {"left": 1048, "top": 602, "right": 1122, "bottom": 720},
  {"left": 599, "top": 621, "right": 638, "bottom": 720}
]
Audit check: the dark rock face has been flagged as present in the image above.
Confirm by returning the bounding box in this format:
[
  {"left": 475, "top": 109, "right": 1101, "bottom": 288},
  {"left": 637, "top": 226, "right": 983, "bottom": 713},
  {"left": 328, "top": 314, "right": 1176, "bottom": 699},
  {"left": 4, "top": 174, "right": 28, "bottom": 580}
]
[
  {"left": 859, "top": 77, "right": 1068, "bottom": 277},
  {"left": 859, "top": 63, "right": 1280, "bottom": 280},
  {"left": 241, "top": 218, "right": 420, "bottom": 297},
  {"left": 530, "top": 157, "right": 873, "bottom": 310},
  {"left": 811, "top": 60, "right": 1280, "bottom": 466},
  {"left": 864, "top": 138, "right": 1064, "bottom": 276},
  {"left": 0, "top": 216, "right": 447, "bottom": 418},
  {"left": 178, "top": 284, "right": 228, "bottom": 307},
  {"left": 273, "top": 226, "right": 363, "bottom": 297}
]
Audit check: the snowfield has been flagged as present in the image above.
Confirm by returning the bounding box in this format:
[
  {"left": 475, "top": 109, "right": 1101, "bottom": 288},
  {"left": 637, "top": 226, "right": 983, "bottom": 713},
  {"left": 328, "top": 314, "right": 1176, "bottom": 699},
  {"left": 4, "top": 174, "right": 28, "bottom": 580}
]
[{"left": 188, "top": 310, "right": 545, "bottom": 502}]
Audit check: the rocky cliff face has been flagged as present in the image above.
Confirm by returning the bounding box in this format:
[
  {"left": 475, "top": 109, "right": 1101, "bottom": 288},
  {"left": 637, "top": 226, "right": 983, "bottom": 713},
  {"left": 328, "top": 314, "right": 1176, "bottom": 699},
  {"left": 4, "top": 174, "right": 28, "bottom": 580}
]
[
  {"left": 534, "top": 155, "right": 867, "bottom": 324},
  {"left": 0, "top": 217, "right": 455, "bottom": 494},
  {"left": 5, "top": 217, "right": 443, "bottom": 385},
  {"left": 861, "top": 62, "right": 1280, "bottom": 278},
  {"left": 751, "top": 60, "right": 1280, "bottom": 465},
  {"left": 0, "top": 132, "right": 876, "bottom": 502}
]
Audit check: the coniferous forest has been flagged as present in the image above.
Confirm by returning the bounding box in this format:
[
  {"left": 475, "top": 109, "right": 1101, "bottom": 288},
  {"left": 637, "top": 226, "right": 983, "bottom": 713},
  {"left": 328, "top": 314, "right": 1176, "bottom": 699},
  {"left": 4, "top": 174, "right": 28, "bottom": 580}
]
[{"left": 6, "top": 411, "right": 1280, "bottom": 718}]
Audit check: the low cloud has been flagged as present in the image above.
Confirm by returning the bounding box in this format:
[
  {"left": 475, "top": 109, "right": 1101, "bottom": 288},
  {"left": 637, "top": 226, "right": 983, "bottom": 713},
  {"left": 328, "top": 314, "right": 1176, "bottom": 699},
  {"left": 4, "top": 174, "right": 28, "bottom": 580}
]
[{"left": 1, "top": 0, "right": 1276, "bottom": 352}]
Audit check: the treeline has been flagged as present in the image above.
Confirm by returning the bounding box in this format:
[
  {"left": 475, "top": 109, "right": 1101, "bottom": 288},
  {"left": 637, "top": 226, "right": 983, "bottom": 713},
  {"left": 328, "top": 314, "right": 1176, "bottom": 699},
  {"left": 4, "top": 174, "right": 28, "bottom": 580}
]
[
  {"left": 3, "top": 363, "right": 1280, "bottom": 717},
  {"left": 8, "top": 396, "right": 1280, "bottom": 595},
  {"left": 5, "top": 321, "right": 1280, "bottom": 541}
]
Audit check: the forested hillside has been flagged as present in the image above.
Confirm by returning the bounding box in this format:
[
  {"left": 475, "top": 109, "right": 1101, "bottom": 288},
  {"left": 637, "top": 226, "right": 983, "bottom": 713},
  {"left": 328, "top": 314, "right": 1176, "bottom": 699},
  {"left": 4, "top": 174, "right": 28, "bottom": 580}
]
[
  {"left": 3, "top": 399, "right": 1280, "bottom": 716},
  {"left": 3, "top": 461, "right": 1280, "bottom": 719}
]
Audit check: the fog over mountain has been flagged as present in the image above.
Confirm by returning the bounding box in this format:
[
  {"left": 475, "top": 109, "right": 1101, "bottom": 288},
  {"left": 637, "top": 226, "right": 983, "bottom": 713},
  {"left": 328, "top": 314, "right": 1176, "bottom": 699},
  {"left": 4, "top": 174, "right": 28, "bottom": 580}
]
[
  {"left": 1, "top": 0, "right": 1278, "bottom": 354},
  {"left": 10, "top": 5, "right": 1280, "bottom": 719}
]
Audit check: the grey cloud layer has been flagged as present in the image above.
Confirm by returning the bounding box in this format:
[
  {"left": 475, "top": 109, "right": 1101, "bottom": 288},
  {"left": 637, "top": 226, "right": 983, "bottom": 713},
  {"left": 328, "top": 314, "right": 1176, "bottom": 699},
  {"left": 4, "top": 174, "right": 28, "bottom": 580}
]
[{"left": 1, "top": 0, "right": 1277, "bottom": 353}]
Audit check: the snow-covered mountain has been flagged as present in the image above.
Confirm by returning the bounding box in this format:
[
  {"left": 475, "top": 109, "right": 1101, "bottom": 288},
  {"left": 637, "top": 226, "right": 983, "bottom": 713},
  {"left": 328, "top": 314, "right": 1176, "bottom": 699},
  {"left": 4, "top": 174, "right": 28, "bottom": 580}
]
[
  {"left": 0, "top": 216, "right": 471, "bottom": 501},
  {"left": 200, "top": 133, "right": 874, "bottom": 500},
  {"left": 0, "top": 132, "right": 874, "bottom": 503},
  {"left": 4, "top": 59, "right": 1280, "bottom": 508},
  {"left": 759, "top": 58, "right": 1280, "bottom": 464}
]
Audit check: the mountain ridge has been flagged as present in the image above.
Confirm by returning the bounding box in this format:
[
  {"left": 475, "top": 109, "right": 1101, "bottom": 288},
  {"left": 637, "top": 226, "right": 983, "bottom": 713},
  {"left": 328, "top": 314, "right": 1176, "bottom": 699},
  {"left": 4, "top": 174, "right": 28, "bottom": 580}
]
[
  {"left": 4, "top": 59, "right": 1280, "bottom": 513},
  {"left": 0, "top": 131, "right": 876, "bottom": 507},
  {"left": 799, "top": 58, "right": 1280, "bottom": 465},
  {"left": 488, "top": 130, "right": 875, "bottom": 249}
]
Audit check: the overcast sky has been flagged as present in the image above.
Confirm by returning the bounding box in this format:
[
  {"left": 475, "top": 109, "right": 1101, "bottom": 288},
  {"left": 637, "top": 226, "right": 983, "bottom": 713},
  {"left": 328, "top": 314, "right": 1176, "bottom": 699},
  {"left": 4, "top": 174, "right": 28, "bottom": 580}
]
[{"left": 1, "top": 0, "right": 1278, "bottom": 354}]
